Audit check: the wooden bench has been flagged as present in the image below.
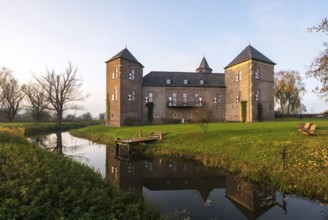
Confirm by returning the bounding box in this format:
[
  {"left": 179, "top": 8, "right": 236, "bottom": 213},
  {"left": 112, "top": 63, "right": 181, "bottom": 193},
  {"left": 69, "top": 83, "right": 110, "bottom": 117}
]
[
  {"left": 298, "top": 123, "right": 311, "bottom": 132},
  {"left": 303, "top": 124, "right": 317, "bottom": 135}
]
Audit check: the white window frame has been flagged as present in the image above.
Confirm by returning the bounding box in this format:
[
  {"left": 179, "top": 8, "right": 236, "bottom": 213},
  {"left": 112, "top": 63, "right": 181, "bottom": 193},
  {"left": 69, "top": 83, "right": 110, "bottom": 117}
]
[
  {"left": 255, "top": 89, "right": 260, "bottom": 101},
  {"left": 131, "top": 90, "right": 136, "bottom": 101},
  {"left": 183, "top": 79, "right": 188, "bottom": 85},
  {"left": 199, "top": 79, "right": 204, "bottom": 85},
  {"left": 148, "top": 92, "right": 153, "bottom": 103},
  {"left": 172, "top": 93, "right": 176, "bottom": 106},
  {"left": 166, "top": 79, "right": 171, "bottom": 84},
  {"left": 255, "top": 67, "right": 260, "bottom": 79},
  {"left": 182, "top": 93, "right": 187, "bottom": 103}
]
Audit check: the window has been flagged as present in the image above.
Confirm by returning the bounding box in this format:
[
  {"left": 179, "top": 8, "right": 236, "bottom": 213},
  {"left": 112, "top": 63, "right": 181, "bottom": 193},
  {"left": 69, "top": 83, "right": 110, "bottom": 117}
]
[
  {"left": 236, "top": 70, "right": 241, "bottom": 82},
  {"left": 188, "top": 114, "right": 192, "bottom": 118},
  {"left": 255, "top": 89, "right": 261, "bottom": 101},
  {"left": 129, "top": 69, "right": 136, "bottom": 80},
  {"left": 172, "top": 93, "right": 177, "bottom": 105},
  {"left": 154, "top": 113, "right": 158, "bottom": 118},
  {"left": 199, "top": 79, "right": 204, "bottom": 85},
  {"left": 183, "top": 93, "right": 187, "bottom": 103},
  {"left": 174, "top": 113, "right": 178, "bottom": 118},
  {"left": 148, "top": 92, "right": 153, "bottom": 102},
  {"left": 131, "top": 90, "right": 136, "bottom": 101},
  {"left": 236, "top": 90, "right": 241, "bottom": 102},
  {"left": 166, "top": 79, "right": 171, "bottom": 84},
  {"left": 183, "top": 79, "right": 188, "bottom": 85},
  {"left": 217, "top": 93, "right": 222, "bottom": 103},
  {"left": 112, "top": 67, "right": 118, "bottom": 79},
  {"left": 255, "top": 67, "right": 260, "bottom": 79},
  {"left": 113, "top": 89, "right": 118, "bottom": 101},
  {"left": 194, "top": 93, "right": 199, "bottom": 105}
]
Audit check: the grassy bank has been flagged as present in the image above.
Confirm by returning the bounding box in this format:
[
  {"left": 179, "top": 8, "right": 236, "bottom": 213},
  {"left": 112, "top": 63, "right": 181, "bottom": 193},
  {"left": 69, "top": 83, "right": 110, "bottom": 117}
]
[
  {"left": 71, "top": 119, "right": 328, "bottom": 202},
  {"left": 0, "top": 121, "right": 102, "bottom": 136},
  {"left": 0, "top": 127, "right": 160, "bottom": 219}
]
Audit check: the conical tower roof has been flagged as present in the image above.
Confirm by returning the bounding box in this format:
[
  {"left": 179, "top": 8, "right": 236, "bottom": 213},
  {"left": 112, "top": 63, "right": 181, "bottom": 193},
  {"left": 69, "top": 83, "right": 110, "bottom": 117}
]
[
  {"left": 196, "top": 57, "right": 212, "bottom": 73},
  {"left": 225, "top": 45, "right": 275, "bottom": 69},
  {"left": 106, "top": 48, "right": 144, "bottom": 67}
]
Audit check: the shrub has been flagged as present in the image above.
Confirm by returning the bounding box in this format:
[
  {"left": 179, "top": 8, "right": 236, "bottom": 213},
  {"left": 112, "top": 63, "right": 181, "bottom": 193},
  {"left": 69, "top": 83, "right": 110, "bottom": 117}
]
[{"left": 241, "top": 101, "right": 247, "bottom": 123}]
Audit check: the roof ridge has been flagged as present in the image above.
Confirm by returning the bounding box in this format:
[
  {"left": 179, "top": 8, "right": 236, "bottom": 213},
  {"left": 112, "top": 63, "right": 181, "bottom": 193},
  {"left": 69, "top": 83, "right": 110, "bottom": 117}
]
[
  {"left": 106, "top": 48, "right": 144, "bottom": 67},
  {"left": 224, "top": 45, "right": 275, "bottom": 69}
]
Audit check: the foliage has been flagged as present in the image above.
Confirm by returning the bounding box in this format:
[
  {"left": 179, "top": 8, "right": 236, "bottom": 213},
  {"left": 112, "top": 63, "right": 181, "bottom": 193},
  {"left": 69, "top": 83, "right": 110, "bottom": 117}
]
[
  {"left": 34, "top": 61, "right": 89, "bottom": 125},
  {"left": 257, "top": 102, "right": 263, "bottom": 122},
  {"left": 22, "top": 82, "right": 49, "bottom": 122},
  {"left": 0, "top": 67, "right": 25, "bottom": 121},
  {"left": 240, "top": 101, "right": 247, "bottom": 123},
  {"left": 106, "top": 92, "right": 110, "bottom": 124},
  {"left": 123, "top": 116, "right": 138, "bottom": 126},
  {"left": 0, "top": 129, "right": 161, "bottom": 219},
  {"left": 72, "top": 120, "right": 328, "bottom": 202},
  {"left": 161, "top": 117, "right": 180, "bottom": 124},
  {"left": 145, "top": 102, "right": 154, "bottom": 124},
  {"left": 307, "top": 17, "right": 328, "bottom": 101},
  {"left": 274, "top": 70, "right": 306, "bottom": 115}
]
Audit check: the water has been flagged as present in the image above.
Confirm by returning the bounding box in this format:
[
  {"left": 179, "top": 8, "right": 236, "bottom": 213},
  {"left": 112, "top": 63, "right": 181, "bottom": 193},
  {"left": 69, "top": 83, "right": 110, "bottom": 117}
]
[{"left": 29, "top": 132, "right": 328, "bottom": 220}]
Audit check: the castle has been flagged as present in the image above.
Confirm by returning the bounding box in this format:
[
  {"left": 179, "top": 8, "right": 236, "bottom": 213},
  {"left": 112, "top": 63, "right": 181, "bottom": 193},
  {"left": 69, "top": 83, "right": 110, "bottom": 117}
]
[{"left": 106, "top": 45, "right": 275, "bottom": 127}]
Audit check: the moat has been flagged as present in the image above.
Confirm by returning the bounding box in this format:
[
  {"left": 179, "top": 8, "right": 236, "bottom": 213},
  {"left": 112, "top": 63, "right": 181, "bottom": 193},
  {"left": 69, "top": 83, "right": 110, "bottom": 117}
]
[{"left": 29, "top": 132, "right": 328, "bottom": 220}]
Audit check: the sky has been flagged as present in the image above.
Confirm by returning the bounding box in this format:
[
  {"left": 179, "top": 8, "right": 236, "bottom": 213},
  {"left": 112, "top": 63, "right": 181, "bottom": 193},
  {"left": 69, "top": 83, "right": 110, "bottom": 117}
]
[{"left": 0, "top": 0, "right": 328, "bottom": 117}]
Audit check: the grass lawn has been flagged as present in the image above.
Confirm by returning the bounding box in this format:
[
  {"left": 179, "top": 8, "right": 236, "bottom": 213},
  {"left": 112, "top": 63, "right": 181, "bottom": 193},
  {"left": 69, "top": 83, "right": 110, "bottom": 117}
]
[{"left": 72, "top": 119, "right": 328, "bottom": 202}]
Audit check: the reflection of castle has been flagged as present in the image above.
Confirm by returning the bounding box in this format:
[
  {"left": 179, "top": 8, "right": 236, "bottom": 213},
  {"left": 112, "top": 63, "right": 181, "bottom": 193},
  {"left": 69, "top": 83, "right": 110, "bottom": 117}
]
[
  {"left": 225, "top": 175, "right": 276, "bottom": 219},
  {"left": 106, "top": 146, "right": 277, "bottom": 217}
]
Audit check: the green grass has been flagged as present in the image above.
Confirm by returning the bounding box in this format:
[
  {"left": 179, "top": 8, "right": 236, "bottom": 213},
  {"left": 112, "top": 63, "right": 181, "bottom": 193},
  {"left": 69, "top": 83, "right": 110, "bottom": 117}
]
[
  {"left": 72, "top": 119, "right": 328, "bottom": 202},
  {"left": 0, "top": 128, "right": 160, "bottom": 219},
  {"left": 0, "top": 121, "right": 102, "bottom": 135}
]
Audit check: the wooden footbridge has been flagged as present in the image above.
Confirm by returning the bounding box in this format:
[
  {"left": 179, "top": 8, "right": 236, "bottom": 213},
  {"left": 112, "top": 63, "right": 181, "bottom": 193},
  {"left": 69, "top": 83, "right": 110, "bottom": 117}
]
[{"left": 115, "top": 130, "right": 164, "bottom": 154}]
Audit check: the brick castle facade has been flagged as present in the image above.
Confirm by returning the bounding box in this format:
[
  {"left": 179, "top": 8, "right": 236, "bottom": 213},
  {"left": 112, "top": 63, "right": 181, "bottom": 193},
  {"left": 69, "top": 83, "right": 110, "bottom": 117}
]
[{"left": 106, "top": 45, "right": 275, "bottom": 127}]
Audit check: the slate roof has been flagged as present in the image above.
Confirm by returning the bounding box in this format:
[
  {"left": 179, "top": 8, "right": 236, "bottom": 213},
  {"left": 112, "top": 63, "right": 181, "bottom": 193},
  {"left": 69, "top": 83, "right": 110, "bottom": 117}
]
[
  {"left": 142, "top": 71, "right": 225, "bottom": 87},
  {"left": 106, "top": 48, "right": 144, "bottom": 67},
  {"left": 225, "top": 45, "right": 276, "bottom": 69},
  {"left": 196, "top": 57, "right": 212, "bottom": 72}
]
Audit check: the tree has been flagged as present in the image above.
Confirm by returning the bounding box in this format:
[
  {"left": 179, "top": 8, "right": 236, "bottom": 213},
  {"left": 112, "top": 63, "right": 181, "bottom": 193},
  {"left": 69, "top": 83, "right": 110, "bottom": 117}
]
[
  {"left": 192, "top": 106, "right": 212, "bottom": 134},
  {"left": 34, "top": 62, "right": 88, "bottom": 125},
  {"left": 274, "top": 70, "right": 306, "bottom": 115},
  {"left": 0, "top": 67, "right": 25, "bottom": 122},
  {"left": 240, "top": 101, "right": 247, "bottom": 123},
  {"left": 22, "top": 82, "right": 49, "bottom": 122},
  {"left": 307, "top": 17, "right": 328, "bottom": 101},
  {"left": 80, "top": 112, "right": 92, "bottom": 121}
]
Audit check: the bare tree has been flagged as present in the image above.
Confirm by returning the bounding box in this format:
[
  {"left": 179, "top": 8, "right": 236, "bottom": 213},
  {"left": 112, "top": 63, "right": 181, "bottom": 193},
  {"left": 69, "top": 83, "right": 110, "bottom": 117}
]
[
  {"left": 0, "top": 68, "right": 25, "bottom": 122},
  {"left": 191, "top": 106, "right": 213, "bottom": 134},
  {"left": 34, "top": 61, "right": 88, "bottom": 125},
  {"left": 274, "top": 70, "right": 306, "bottom": 115},
  {"left": 307, "top": 17, "right": 328, "bottom": 101},
  {"left": 22, "top": 82, "right": 49, "bottom": 122}
]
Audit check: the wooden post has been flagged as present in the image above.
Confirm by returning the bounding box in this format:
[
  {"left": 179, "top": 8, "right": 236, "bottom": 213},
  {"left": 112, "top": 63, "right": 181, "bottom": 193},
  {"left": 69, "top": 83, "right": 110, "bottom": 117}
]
[
  {"left": 115, "top": 138, "right": 120, "bottom": 156},
  {"left": 139, "top": 130, "right": 143, "bottom": 137},
  {"left": 159, "top": 132, "right": 163, "bottom": 140}
]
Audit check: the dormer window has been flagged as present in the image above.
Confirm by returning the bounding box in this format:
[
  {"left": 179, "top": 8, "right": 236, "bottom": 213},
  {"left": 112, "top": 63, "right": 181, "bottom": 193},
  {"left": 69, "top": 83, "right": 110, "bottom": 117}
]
[
  {"left": 183, "top": 79, "right": 188, "bottom": 85},
  {"left": 199, "top": 79, "right": 204, "bottom": 85},
  {"left": 166, "top": 79, "right": 171, "bottom": 84}
]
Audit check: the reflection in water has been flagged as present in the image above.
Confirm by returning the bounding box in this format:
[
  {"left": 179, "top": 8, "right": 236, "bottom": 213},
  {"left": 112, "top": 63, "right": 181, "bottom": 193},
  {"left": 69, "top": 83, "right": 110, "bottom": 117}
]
[
  {"left": 106, "top": 145, "right": 278, "bottom": 219},
  {"left": 30, "top": 132, "right": 328, "bottom": 220}
]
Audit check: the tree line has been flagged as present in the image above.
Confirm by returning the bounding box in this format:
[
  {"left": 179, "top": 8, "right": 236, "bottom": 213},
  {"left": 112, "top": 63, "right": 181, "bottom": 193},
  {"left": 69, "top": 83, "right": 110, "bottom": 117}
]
[
  {"left": 275, "top": 18, "right": 328, "bottom": 116},
  {"left": 0, "top": 62, "right": 89, "bottom": 125}
]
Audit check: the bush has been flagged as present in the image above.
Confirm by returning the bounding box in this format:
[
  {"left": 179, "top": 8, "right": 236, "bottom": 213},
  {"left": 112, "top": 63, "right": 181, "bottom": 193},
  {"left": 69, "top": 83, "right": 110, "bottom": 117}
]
[
  {"left": 161, "top": 117, "right": 180, "bottom": 124},
  {"left": 123, "top": 116, "right": 138, "bottom": 126}
]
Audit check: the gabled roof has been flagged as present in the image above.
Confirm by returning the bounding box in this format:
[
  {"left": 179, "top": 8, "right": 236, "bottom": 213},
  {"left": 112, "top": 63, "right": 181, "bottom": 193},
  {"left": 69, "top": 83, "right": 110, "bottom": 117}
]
[
  {"left": 225, "top": 45, "right": 276, "bottom": 69},
  {"left": 143, "top": 71, "right": 225, "bottom": 87},
  {"left": 196, "top": 57, "right": 212, "bottom": 73},
  {"left": 106, "top": 48, "right": 144, "bottom": 67}
]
